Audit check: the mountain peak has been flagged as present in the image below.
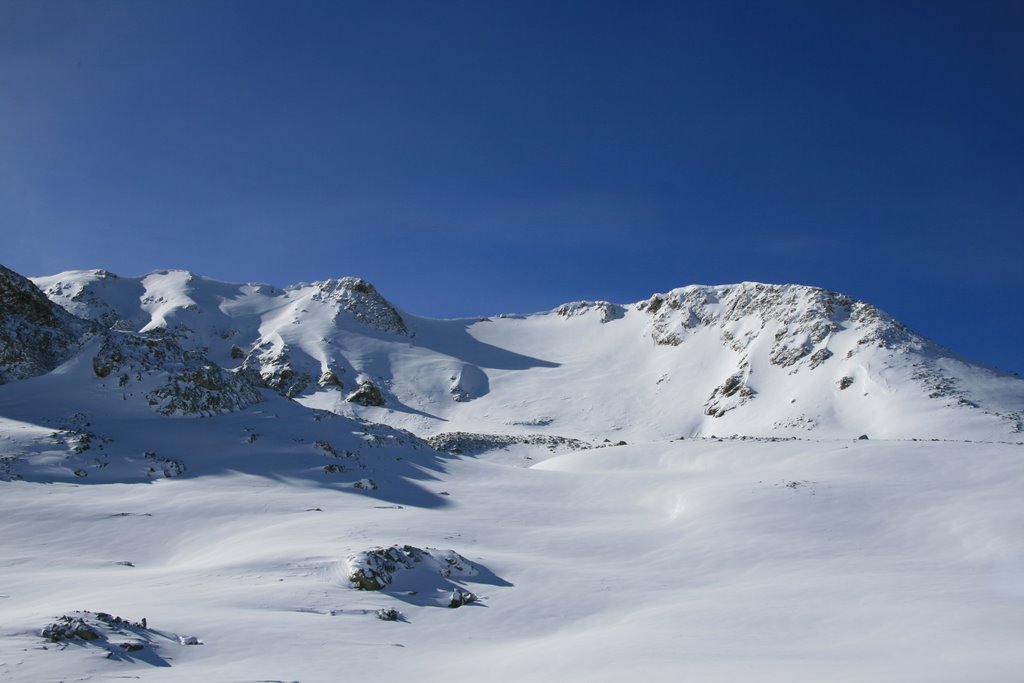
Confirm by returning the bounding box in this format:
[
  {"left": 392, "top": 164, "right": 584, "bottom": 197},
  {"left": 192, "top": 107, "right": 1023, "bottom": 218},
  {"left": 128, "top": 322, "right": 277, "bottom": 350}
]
[{"left": 302, "top": 277, "right": 408, "bottom": 336}]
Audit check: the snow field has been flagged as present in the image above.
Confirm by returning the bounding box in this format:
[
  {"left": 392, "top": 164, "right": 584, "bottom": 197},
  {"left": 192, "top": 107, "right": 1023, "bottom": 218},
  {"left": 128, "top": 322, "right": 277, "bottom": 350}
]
[{"left": 2, "top": 438, "right": 1022, "bottom": 681}]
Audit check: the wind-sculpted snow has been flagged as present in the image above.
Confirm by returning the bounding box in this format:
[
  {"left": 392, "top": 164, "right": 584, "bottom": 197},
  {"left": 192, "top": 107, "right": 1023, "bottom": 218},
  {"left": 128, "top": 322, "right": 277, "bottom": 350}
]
[{"left": 34, "top": 268, "right": 147, "bottom": 330}]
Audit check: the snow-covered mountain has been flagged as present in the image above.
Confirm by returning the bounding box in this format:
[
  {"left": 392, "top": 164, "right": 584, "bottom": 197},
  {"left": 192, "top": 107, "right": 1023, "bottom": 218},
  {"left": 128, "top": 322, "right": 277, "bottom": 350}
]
[
  {"left": 2, "top": 264, "right": 1023, "bottom": 682},
  {"left": 20, "top": 266, "right": 1024, "bottom": 443}
]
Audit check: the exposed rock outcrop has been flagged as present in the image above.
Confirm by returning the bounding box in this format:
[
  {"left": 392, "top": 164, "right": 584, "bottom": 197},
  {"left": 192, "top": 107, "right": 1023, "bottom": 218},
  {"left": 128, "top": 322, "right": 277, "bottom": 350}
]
[
  {"left": 309, "top": 277, "right": 408, "bottom": 336},
  {"left": 347, "top": 544, "right": 478, "bottom": 591},
  {"left": 346, "top": 380, "right": 385, "bottom": 406},
  {"left": 94, "top": 329, "right": 262, "bottom": 416},
  {"left": 0, "top": 264, "right": 95, "bottom": 384},
  {"left": 705, "top": 372, "right": 756, "bottom": 417},
  {"left": 556, "top": 300, "right": 625, "bottom": 323},
  {"left": 637, "top": 282, "right": 920, "bottom": 371}
]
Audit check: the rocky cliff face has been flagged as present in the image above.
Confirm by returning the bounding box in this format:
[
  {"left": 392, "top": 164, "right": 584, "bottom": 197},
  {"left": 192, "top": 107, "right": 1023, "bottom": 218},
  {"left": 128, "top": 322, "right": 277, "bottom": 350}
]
[{"left": 0, "top": 264, "right": 95, "bottom": 384}]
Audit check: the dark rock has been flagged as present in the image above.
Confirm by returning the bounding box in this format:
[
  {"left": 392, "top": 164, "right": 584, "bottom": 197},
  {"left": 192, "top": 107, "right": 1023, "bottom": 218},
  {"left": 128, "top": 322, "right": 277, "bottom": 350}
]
[
  {"left": 0, "top": 264, "right": 95, "bottom": 384},
  {"left": 449, "top": 590, "right": 477, "bottom": 608},
  {"left": 41, "top": 616, "right": 100, "bottom": 642},
  {"left": 807, "top": 347, "right": 833, "bottom": 369},
  {"left": 426, "top": 431, "right": 592, "bottom": 456},
  {"left": 318, "top": 368, "right": 343, "bottom": 388},
  {"left": 348, "top": 545, "right": 478, "bottom": 591},
  {"left": 346, "top": 381, "right": 384, "bottom": 406},
  {"left": 705, "top": 372, "right": 756, "bottom": 417},
  {"left": 310, "top": 277, "right": 408, "bottom": 336},
  {"left": 93, "top": 330, "right": 262, "bottom": 416}
]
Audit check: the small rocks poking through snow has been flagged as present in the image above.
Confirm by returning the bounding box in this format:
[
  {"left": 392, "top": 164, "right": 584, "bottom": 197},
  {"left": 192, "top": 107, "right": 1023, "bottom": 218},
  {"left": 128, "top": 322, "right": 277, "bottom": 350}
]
[
  {"left": 41, "top": 616, "right": 101, "bottom": 642},
  {"left": 449, "top": 590, "right": 477, "bottom": 608},
  {"left": 705, "top": 373, "right": 756, "bottom": 417}
]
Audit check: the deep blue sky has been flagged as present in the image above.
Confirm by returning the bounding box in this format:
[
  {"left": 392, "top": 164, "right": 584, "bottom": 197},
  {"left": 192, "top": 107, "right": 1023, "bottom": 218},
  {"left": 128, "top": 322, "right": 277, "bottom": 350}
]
[{"left": 1, "top": 1, "right": 1022, "bottom": 373}]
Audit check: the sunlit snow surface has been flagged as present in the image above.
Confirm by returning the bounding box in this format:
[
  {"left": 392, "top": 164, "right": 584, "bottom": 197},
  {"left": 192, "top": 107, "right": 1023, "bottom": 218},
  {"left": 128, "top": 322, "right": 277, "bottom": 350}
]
[
  {"left": 3, "top": 434, "right": 1022, "bottom": 681},
  {"left": 2, "top": 269, "right": 1023, "bottom": 681}
]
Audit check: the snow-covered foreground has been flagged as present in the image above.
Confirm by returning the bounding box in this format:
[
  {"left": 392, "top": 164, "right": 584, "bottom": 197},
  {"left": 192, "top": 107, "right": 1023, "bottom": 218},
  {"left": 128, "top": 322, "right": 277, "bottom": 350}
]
[{"left": 3, "top": 437, "right": 1022, "bottom": 682}]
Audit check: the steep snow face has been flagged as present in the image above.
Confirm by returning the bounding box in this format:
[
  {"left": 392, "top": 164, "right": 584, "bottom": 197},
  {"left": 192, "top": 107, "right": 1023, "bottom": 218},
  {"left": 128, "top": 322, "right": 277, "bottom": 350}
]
[
  {"left": 0, "top": 264, "right": 94, "bottom": 384},
  {"left": 25, "top": 268, "right": 1024, "bottom": 441}
]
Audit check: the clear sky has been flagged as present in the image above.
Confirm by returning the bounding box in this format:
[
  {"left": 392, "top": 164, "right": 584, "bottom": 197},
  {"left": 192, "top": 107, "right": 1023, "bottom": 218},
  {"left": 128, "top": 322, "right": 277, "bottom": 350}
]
[{"left": 1, "top": 1, "right": 1022, "bottom": 373}]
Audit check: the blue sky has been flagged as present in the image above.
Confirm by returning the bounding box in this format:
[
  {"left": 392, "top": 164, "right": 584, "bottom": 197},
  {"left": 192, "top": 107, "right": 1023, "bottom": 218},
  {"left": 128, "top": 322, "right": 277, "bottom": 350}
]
[{"left": 1, "top": 1, "right": 1022, "bottom": 373}]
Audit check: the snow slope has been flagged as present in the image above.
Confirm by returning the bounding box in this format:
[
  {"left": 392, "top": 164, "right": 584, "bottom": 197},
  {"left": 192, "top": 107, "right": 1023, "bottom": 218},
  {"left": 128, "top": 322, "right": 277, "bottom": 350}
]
[
  {"left": 0, "top": 264, "right": 1022, "bottom": 681},
  {"left": 1, "top": 436, "right": 1022, "bottom": 682}
]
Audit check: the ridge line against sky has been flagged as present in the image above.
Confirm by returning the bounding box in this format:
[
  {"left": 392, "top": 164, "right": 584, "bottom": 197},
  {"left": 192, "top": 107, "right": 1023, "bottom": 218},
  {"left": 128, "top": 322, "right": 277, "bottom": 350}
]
[{"left": 1, "top": 1, "right": 1021, "bottom": 373}]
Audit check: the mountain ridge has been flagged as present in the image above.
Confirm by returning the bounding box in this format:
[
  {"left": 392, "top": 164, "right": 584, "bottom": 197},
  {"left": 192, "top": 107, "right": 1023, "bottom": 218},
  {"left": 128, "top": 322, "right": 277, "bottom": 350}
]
[{"left": 1, "top": 264, "right": 1018, "bottom": 444}]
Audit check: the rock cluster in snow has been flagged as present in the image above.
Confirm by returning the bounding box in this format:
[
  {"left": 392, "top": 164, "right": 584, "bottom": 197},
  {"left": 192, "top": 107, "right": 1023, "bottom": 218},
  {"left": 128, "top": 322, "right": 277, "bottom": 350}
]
[
  {"left": 94, "top": 329, "right": 262, "bottom": 416},
  {"left": 636, "top": 282, "right": 921, "bottom": 371},
  {"left": 346, "top": 379, "right": 385, "bottom": 406},
  {"left": 705, "top": 372, "right": 757, "bottom": 417},
  {"left": 308, "top": 277, "right": 408, "bottom": 336},
  {"left": 241, "top": 344, "right": 315, "bottom": 398},
  {"left": 426, "top": 431, "right": 593, "bottom": 455},
  {"left": 347, "top": 545, "right": 478, "bottom": 591},
  {"left": 38, "top": 611, "right": 196, "bottom": 663},
  {"left": 555, "top": 300, "right": 625, "bottom": 323}
]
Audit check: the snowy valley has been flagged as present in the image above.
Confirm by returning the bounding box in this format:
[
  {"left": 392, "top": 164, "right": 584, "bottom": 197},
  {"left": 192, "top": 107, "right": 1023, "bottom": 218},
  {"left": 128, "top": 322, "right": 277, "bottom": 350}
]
[{"left": 1, "top": 264, "right": 1022, "bottom": 681}]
